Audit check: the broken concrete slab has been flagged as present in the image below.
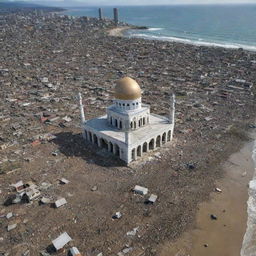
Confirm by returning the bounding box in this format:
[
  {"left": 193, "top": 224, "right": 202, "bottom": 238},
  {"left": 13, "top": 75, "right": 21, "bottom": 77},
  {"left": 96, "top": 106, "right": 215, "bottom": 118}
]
[
  {"left": 40, "top": 197, "right": 51, "bottom": 204},
  {"left": 6, "top": 212, "right": 13, "bottom": 219},
  {"left": 69, "top": 247, "right": 82, "bottom": 256},
  {"left": 11, "top": 180, "right": 25, "bottom": 193},
  {"left": 147, "top": 194, "right": 158, "bottom": 204},
  {"left": 22, "top": 188, "right": 41, "bottom": 202},
  {"left": 112, "top": 212, "right": 122, "bottom": 219},
  {"left": 126, "top": 227, "right": 139, "bottom": 236},
  {"left": 7, "top": 223, "right": 17, "bottom": 231},
  {"left": 54, "top": 198, "right": 67, "bottom": 208},
  {"left": 52, "top": 232, "right": 72, "bottom": 251},
  {"left": 133, "top": 185, "right": 148, "bottom": 195},
  {"left": 59, "top": 178, "right": 69, "bottom": 184}
]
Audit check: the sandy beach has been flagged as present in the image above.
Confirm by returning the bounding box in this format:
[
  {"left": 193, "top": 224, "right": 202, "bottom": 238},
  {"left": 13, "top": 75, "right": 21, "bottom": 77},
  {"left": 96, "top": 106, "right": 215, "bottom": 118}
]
[
  {"left": 159, "top": 135, "right": 256, "bottom": 256},
  {"left": 107, "top": 26, "right": 132, "bottom": 37}
]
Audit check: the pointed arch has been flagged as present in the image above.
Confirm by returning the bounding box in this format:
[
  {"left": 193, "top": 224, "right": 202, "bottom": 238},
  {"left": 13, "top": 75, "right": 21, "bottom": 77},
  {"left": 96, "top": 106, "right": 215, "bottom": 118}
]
[
  {"left": 156, "top": 135, "right": 161, "bottom": 147},
  {"left": 162, "top": 132, "right": 166, "bottom": 144},
  {"left": 149, "top": 139, "right": 154, "bottom": 150},
  {"left": 143, "top": 142, "right": 147, "bottom": 152}
]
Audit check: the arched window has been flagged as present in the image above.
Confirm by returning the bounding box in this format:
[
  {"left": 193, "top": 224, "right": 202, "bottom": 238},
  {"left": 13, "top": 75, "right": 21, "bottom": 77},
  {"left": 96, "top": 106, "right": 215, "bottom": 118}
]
[
  {"left": 143, "top": 142, "right": 147, "bottom": 152},
  {"left": 131, "top": 149, "right": 136, "bottom": 160},
  {"left": 149, "top": 139, "right": 154, "bottom": 150},
  {"left": 137, "top": 146, "right": 142, "bottom": 157},
  {"left": 156, "top": 135, "right": 161, "bottom": 147},
  {"left": 162, "top": 133, "right": 166, "bottom": 144}
]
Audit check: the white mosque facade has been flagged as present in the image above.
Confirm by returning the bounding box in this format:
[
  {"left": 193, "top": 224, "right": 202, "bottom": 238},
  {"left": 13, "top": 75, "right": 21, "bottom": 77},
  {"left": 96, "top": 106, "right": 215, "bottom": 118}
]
[{"left": 79, "top": 77, "right": 175, "bottom": 164}]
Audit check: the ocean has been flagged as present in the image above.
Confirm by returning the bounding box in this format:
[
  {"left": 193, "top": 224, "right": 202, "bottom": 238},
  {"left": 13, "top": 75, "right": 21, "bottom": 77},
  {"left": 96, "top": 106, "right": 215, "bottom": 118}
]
[{"left": 63, "top": 5, "right": 256, "bottom": 51}]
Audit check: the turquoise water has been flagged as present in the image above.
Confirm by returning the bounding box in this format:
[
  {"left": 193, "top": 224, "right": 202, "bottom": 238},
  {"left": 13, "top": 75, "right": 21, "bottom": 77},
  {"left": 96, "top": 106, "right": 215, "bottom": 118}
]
[{"left": 64, "top": 5, "right": 256, "bottom": 51}]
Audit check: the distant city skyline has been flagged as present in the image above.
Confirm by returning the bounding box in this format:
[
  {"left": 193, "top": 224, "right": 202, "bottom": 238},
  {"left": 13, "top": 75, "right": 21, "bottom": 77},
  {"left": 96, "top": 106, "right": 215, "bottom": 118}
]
[{"left": 7, "top": 0, "right": 256, "bottom": 7}]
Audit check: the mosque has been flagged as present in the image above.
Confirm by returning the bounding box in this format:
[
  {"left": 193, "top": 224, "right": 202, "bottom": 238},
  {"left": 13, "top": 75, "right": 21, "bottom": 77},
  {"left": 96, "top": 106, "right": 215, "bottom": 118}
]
[{"left": 79, "top": 77, "right": 175, "bottom": 164}]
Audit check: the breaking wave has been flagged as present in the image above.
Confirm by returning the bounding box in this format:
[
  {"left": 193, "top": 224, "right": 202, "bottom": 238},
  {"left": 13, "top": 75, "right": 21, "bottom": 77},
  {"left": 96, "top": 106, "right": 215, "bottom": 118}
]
[
  {"left": 147, "top": 28, "right": 163, "bottom": 31},
  {"left": 127, "top": 33, "right": 256, "bottom": 52},
  {"left": 241, "top": 140, "right": 256, "bottom": 256}
]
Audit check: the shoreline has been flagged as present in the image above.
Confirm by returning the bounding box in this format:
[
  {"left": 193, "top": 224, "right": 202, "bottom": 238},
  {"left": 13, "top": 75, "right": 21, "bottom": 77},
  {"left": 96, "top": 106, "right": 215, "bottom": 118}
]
[
  {"left": 107, "top": 26, "right": 132, "bottom": 37},
  {"left": 108, "top": 26, "right": 256, "bottom": 52},
  {"left": 159, "top": 134, "right": 256, "bottom": 256}
]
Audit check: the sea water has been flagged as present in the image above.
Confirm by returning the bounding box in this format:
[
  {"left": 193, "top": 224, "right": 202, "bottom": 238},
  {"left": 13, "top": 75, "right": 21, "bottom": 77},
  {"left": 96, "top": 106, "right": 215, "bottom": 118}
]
[
  {"left": 241, "top": 140, "right": 256, "bottom": 256},
  {"left": 64, "top": 5, "right": 256, "bottom": 51}
]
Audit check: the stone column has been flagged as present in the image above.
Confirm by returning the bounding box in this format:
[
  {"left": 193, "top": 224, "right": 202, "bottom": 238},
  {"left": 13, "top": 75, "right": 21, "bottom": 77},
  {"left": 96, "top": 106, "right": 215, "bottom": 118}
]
[
  {"left": 139, "top": 146, "right": 142, "bottom": 157},
  {"left": 153, "top": 140, "right": 156, "bottom": 150},
  {"left": 98, "top": 138, "right": 102, "bottom": 147},
  {"left": 134, "top": 148, "right": 137, "bottom": 160},
  {"left": 113, "top": 144, "right": 117, "bottom": 155}
]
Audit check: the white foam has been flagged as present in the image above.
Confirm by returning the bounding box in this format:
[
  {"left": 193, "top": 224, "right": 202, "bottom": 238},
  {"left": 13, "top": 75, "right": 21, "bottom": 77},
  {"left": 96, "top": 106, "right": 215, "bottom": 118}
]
[
  {"left": 147, "top": 28, "right": 163, "bottom": 31},
  {"left": 128, "top": 33, "right": 256, "bottom": 52},
  {"left": 241, "top": 140, "right": 256, "bottom": 256}
]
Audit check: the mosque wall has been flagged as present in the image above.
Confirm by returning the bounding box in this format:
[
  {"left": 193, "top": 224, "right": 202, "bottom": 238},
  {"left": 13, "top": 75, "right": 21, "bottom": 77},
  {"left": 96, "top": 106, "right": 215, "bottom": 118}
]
[{"left": 82, "top": 125, "right": 174, "bottom": 164}]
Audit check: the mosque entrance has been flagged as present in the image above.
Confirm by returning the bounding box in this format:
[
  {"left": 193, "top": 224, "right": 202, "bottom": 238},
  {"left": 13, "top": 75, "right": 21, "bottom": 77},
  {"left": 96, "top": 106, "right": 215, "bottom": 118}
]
[
  {"left": 115, "top": 144, "right": 120, "bottom": 157},
  {"left": 162, "top": 133, "right": 166, "bottom": 144},
  {"left": 100, "top": 138, "right": 108, "bottom": 150},
  {"left": 137, "top": 145, "right": 142, "bottom": 157},
  {"left": 93, "top": 134, "right": 98, "bottom": 145},
  {"left": 131, "top": 149, "right": 136, "bottom": 160},
  {"left": 143, "top": 142, "right": 147, "bottom": 152},
  {"left": 149, "top": 139, "right": 154, "bottom": 150},
  {"left": 156, "top": 135, "right": 161, "bottom": 147}
]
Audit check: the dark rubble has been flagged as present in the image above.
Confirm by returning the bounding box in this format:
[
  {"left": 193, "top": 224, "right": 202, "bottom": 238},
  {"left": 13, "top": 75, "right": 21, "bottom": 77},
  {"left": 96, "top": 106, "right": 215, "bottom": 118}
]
[{"left": 0, "top": 9, "right": 255, "bottom": 256}]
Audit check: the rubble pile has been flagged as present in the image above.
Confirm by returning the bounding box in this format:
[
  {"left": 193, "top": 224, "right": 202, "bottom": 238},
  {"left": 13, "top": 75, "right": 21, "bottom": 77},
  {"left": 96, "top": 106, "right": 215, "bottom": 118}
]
[{"left": 0, "top": 8, "right": 255, "bottom": 256}]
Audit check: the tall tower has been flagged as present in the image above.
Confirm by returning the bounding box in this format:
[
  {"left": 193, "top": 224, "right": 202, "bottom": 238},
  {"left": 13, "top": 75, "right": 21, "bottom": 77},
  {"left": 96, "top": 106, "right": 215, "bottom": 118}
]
[
  {"left": 169, "top": 93, "right": 175, "bottom": 125},
  {"left": 78, "top": 92, "right": 85, "bottom": 124}
]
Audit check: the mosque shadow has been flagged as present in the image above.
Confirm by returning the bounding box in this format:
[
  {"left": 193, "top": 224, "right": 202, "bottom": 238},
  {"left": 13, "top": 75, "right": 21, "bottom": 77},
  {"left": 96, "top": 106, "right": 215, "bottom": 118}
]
[{"left": 52, "top": 132, "right": 125, "bottom": 167}]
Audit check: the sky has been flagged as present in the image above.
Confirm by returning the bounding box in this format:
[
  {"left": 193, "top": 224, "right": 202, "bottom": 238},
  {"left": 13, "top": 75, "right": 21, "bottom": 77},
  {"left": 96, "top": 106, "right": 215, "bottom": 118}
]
[{"left": 9, "top": 0, "right": 256, "bottom": 6}]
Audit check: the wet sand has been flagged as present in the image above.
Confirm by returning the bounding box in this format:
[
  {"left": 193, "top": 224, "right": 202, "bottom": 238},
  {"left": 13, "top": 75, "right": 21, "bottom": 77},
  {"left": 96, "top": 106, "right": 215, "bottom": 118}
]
[{"left": 159, "top": 139, "right": 255, "bottom": 256}]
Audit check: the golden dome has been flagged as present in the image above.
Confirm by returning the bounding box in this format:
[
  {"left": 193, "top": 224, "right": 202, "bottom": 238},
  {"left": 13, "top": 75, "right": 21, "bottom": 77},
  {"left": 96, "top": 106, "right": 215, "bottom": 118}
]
[{"left": 115, "top": 77, "right": 141, "bottom": 100}]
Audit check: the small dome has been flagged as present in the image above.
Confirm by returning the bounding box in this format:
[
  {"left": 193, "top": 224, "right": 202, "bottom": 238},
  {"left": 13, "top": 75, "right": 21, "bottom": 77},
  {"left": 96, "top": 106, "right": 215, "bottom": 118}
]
[{"left": 115, "top": 77, "right": 141, "bottom": 100}]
